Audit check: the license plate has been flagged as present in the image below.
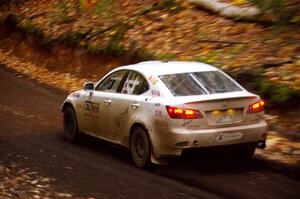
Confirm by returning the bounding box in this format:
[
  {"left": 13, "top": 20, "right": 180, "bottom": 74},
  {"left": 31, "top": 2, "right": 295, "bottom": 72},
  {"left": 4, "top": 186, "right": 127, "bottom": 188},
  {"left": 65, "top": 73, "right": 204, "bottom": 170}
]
[{"left": 209, "top": 109, "right": 238, "bottom": 124}]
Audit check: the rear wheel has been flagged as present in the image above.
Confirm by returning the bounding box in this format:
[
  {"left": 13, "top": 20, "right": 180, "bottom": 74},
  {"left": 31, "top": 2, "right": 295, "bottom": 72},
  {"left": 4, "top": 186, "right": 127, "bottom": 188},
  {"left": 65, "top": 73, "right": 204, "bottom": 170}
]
[
  {"left": 63, "top": 106, "right": 79, "bottom": 142},
  {"left": 130, "top": 127, "right": 151, "bottom": 168}
]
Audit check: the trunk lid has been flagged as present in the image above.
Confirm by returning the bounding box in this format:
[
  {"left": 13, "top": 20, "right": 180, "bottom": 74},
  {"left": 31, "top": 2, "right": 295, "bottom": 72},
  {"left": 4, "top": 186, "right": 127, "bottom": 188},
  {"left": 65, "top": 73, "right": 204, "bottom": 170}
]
[{"left": 169, "top": 91, "right": 263, "bottom": 129}]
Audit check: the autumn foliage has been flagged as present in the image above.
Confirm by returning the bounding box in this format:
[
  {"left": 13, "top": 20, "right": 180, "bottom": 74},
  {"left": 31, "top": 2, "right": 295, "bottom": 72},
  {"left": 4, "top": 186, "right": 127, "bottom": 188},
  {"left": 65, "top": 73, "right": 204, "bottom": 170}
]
[{"left": 0, "top": 0, "right": 299, "bottom": 105}]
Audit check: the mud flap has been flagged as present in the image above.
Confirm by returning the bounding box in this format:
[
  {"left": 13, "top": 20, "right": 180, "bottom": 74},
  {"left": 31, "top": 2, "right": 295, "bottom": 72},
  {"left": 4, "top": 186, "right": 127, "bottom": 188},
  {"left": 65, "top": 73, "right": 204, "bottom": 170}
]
[{"left": 150, "top": 150, "right": 170, "bottom": 165}]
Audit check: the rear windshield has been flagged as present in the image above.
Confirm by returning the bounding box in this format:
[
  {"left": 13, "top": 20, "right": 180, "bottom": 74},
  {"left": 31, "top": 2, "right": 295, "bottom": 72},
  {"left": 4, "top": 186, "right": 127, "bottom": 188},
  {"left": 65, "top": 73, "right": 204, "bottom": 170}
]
[{"left": 159, "top": 71, "right": 242, "bottom": 96}]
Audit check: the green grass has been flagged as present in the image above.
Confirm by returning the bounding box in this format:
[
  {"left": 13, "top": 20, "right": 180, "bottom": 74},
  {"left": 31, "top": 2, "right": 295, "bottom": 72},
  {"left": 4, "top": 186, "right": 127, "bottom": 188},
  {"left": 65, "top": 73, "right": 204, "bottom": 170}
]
[
  {"left": 104, "top": 24, "right": 128, "bottom": 55},
  {"left": 194, "top": 50, "right": 222, "bottom": 64},
  {"left": 232, "top": 69, "right": 300, "bottom": 108},
  {"left": 158, "top": 53, "right": 177, "bottom": 60},
  {"left": 94, "top": 0, "right": 113, "bottom": 16}
]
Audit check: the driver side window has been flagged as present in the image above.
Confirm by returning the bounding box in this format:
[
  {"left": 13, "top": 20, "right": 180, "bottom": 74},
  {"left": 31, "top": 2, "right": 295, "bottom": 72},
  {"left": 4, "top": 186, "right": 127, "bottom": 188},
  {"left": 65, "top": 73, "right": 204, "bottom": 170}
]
[{"left": 96, "top": 70, "right": 127, "bottom": 93}]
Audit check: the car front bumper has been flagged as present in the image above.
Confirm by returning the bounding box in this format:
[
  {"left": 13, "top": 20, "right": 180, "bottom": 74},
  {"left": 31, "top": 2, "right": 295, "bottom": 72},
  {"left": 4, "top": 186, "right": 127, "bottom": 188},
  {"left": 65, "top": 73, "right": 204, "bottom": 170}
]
[{"left": 151, "top": 120, "right": 267, "bottom": 158}]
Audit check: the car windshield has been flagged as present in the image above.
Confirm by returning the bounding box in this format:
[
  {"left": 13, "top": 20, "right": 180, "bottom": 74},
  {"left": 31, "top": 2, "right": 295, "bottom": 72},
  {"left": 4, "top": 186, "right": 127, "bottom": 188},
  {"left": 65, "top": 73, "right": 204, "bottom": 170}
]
[{"left": 159, "top": 71, "right": 242, "bottom": 96}]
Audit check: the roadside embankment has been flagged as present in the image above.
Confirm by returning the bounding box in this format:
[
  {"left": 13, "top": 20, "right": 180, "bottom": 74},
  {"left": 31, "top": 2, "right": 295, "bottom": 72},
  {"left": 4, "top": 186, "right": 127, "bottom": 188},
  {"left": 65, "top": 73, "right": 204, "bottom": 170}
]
[{"left": 1, "top": 0, "right": 299, "bottom": 108}]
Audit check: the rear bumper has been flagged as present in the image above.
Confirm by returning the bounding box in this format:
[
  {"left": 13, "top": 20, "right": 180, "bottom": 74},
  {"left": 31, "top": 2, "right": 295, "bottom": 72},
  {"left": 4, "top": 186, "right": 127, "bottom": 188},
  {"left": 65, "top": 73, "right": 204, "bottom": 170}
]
[{"left": 151, "top": 120, "right": 267, "bottom": 158}]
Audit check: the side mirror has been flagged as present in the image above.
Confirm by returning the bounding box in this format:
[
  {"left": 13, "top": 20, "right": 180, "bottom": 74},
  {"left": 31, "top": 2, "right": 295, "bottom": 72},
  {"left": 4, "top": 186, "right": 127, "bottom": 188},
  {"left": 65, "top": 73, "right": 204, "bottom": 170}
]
[{"left": 84, "top": 82, "right": 94, "bottom": 91}]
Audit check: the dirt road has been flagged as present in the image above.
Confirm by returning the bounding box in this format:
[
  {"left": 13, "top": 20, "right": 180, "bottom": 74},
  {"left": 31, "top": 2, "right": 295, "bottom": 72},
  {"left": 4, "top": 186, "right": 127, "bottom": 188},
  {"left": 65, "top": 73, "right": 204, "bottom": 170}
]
[{"left": 0, "top": 66, "right": 299, "bottom": 199}]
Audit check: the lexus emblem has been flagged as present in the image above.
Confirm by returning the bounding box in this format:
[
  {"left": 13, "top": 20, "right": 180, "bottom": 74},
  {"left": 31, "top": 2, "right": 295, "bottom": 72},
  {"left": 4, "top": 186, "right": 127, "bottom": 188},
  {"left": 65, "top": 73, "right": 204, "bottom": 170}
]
[{"left": 222, "top": 101, "right": 229, "bottom": 108}]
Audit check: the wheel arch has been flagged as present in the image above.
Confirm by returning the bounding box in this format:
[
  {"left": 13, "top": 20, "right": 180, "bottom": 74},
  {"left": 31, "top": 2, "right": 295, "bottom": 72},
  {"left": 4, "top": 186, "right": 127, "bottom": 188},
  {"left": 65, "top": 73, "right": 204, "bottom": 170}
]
[
  {"left": 129, "top": 122, "right": 151, "bottom": 147},
  {"left": 62, "top": 101, "right": 82, "bottom": 132},
  {"left": 62, "top": 101, "right": 74, "bottom": 112},
  {"left": 129, "top": 122, "right": 169, "bottom": 166}
]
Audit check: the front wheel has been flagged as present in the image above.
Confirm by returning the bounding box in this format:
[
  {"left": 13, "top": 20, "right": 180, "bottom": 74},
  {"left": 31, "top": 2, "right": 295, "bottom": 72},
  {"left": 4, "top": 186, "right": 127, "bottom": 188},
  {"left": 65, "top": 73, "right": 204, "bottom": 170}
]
[
  {"left": 130, "top": 127, "right": 151, "bottom": 168},
  {"left": 63, "top": 106, "right": 79, "bottom": 142}
]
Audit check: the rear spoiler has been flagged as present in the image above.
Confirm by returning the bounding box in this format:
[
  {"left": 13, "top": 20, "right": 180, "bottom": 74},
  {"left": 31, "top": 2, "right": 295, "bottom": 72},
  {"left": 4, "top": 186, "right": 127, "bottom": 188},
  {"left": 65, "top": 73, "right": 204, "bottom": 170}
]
[{"left": 185, "top": 96, "right": 257, "bottom": 104}]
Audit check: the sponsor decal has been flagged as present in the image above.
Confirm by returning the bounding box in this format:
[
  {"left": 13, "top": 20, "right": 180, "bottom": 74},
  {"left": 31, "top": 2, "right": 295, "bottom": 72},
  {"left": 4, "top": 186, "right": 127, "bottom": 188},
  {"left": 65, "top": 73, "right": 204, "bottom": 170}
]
[
  {"left": 151, "top": 90, "right": 160, "bottom": 97},
  {"left": 216, "top": 132, "right": 242, "bottom": 142},
  {"left": 71, "top": 92, "right": 80, "bottom": 98},
  {"left": 181, "top": 119, "right": 193, "bottom": 127},
  {"left": 84, "top": 101, "right": 99, "bottom": 117},
  {"left": 155, "top": 110, "right": 162, "bottom": 117},
  {"left": 216, "top": 133, "right": 223, "bottom": 142},
  {"left": 115, "top": 108, "right": 129, "bottom": 128},
  {"left": 148, "top": 75, "right": 158, "bottom": 85},
  {"left": 189, "top": 124, "right": 201, "bottom": 128}
]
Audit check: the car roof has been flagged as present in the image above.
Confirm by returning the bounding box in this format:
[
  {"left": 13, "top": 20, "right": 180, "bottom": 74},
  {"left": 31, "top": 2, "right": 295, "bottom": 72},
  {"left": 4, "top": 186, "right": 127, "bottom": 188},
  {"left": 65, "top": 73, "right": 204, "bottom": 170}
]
[{"left": 117, "top": 61, "right": 218, "bottom": 76}]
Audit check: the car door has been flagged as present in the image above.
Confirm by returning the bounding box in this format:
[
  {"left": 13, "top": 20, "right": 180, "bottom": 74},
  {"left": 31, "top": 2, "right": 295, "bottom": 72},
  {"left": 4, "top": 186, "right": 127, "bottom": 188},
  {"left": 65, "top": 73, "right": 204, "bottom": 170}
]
[
  {"left": 82, "top": 70, "right": 128, "bottom": 140},
  {"left": 110, "top": 71, "right": 150, "bottom": 143}
]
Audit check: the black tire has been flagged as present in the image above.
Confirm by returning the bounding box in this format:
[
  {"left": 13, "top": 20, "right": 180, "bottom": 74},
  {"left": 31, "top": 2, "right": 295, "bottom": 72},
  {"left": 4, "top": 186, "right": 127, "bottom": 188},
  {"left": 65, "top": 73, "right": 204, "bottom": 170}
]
[
  {"left": 63, "top": 106, "right": 79, "bottom": 142},
  {"left": 130, "top": 127, "right": 151, "bottom": 168}
]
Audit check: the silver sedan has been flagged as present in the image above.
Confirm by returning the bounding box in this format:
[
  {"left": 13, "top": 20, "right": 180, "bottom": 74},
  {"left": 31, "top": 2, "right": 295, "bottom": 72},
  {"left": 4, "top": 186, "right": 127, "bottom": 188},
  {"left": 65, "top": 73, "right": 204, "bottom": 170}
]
[{"left": 62, "top": 61, "right": 267, "bottom": 168}]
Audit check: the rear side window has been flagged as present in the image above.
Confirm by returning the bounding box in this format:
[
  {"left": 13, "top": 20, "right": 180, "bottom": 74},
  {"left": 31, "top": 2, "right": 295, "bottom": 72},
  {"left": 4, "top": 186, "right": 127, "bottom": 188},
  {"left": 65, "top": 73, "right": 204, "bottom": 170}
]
[
  {"left": 159, "top": 71, "right": 242, "bottom": 96},
  {"left": 121, "top": 71, "right": 149, "bottom": 95}
]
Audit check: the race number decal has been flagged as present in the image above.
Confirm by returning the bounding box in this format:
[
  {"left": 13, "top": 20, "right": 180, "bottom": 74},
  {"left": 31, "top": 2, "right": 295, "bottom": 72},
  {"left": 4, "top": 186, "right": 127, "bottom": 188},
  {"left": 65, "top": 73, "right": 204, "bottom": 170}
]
[{"left": 84, "top": 101, "right": 99, "bottom": 116}]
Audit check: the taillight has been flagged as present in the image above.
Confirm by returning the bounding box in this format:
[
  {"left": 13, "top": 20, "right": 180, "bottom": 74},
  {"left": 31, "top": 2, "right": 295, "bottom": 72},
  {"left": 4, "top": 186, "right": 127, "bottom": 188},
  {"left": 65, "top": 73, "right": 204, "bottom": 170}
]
[
  {"left": 247, "top": 99, "right": 265, "bottom": 114},
  {"left": 166, "top": 106, "right": 202, "bottom": 119}
]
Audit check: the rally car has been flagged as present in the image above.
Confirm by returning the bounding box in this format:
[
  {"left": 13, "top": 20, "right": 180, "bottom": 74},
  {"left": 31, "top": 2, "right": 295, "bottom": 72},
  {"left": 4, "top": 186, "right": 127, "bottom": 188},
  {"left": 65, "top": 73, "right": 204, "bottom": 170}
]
[{"left": 62, "top": 61, "right": 267, "bottom": 167}]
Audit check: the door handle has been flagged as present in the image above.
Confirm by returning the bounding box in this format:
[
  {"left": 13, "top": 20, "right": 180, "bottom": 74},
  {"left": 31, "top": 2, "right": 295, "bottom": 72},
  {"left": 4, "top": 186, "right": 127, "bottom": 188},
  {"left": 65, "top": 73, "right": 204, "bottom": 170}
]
[
  {"left": 131, "top": 103, "right": 140, "bottom": 109},
  {"left": 104, "top": 99, "right": 111, "bottom": 106}
]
